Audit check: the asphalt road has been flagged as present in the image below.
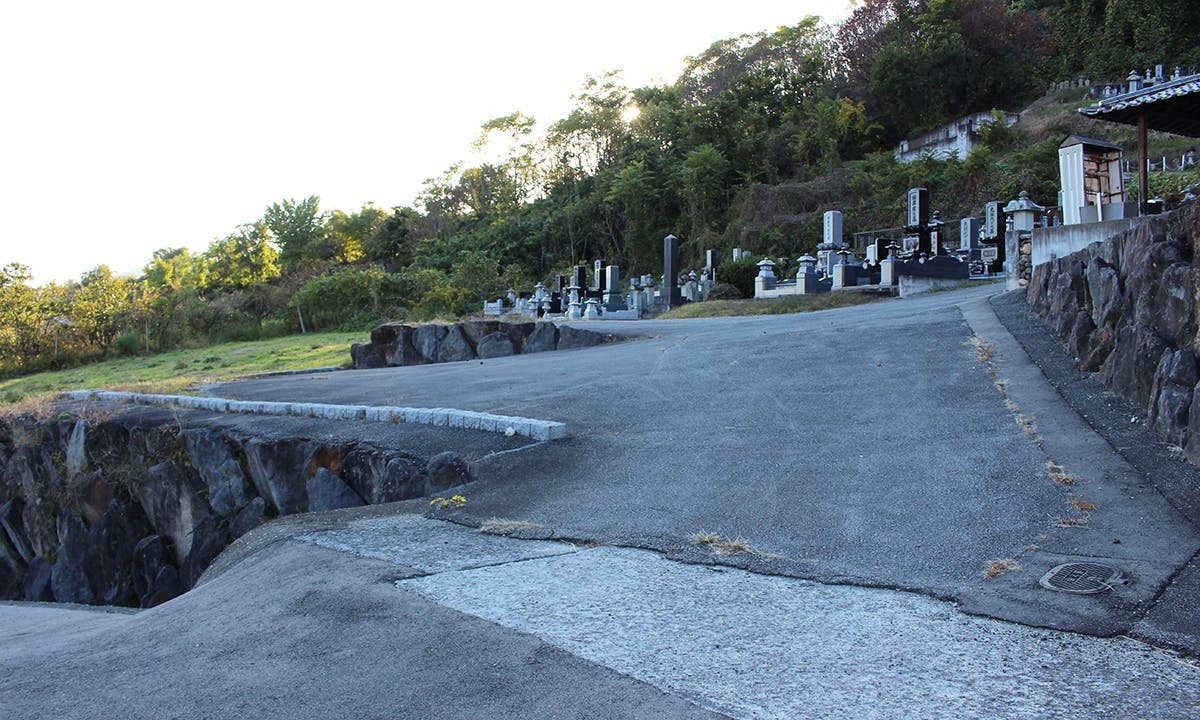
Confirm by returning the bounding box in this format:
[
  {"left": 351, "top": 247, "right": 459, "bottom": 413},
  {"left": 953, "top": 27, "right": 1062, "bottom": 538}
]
[{"left": 3, "top": 284, "right": 1199, "bottom": 719}]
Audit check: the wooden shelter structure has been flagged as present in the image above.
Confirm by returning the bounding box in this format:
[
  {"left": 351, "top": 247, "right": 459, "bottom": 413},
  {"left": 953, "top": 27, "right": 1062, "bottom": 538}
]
[{"left": 1079, "top": 70, "right": 1200, "bottom": 213}]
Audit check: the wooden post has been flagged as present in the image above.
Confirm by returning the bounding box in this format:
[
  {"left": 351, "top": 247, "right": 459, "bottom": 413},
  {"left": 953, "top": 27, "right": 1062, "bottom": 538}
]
[{"left": 1138, "top": 111, "right": 1148, "bottom": 215}]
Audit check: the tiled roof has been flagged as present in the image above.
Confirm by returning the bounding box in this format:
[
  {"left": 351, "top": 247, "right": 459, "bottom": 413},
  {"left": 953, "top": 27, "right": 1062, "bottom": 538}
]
[{"left": 1079, "top": 75, "right": 1200, "bottom": 137}]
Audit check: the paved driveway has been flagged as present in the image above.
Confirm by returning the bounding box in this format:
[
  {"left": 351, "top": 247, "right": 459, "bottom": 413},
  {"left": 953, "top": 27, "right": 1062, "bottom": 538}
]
[{"left": 4, "top": 285, "right": 1199, "bottom": 719}]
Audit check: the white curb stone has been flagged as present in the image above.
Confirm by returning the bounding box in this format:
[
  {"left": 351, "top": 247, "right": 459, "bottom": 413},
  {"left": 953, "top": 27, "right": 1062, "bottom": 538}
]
[{"left": 58, "top": 389, "right": 567, "bottom": 441}]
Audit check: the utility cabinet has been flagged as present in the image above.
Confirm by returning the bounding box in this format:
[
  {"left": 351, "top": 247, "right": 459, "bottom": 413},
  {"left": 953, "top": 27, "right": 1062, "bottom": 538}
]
[{"left": 1058, "top": 135, "right": 1134, "bottom": 225}]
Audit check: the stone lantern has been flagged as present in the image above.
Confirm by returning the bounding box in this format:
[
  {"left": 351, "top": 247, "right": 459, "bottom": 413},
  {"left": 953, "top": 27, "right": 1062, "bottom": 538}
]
[
  {"left": 796, "top": 254, "right": 820, "bottom": 294},
  {"left": 1004, "top": 190, "right": 1044, "bottom": 233},
  {"left": 754, "top": 258, "right": 777, "bottom": 295}
]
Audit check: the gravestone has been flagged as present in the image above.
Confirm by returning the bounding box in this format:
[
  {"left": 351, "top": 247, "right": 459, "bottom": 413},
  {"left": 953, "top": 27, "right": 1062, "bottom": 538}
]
[
  {"left": 823, "top": 210, "right": 843, "bottom": 247},
  {"left": 959, "top": 217, "right": 981, "bottom": 250},
  {"left": 593, "top": 259, "right": 605, "bottom": 292},
  {"left": 663, "top": 234, "right": 681, "bottom": 308},
  {"left": 603, "top": 265, "right": 625, "bottom": 311},
  {"left": 982, "top": 201, "right": 1002, "bottom": 241},
  {"left": 572, "top": 265, "right": 587, "bottom": 292},
  {"left": 905, "top": 188, "right": 933, "bottom": 256}
]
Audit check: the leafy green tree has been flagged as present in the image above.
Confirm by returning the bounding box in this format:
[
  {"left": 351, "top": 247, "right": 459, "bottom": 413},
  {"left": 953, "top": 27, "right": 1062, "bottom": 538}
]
[
  {"left": 679, "top": 144, "right": 730, "bottom": 243},
  {"left": 449, "top": 250, "right": 525, "bottom": 308},
  {"left": 0, "top": 263, "right": 55, "bottom": 370},
  {"left": 325, "top": 204, "right": 388, "bottom": 264},
  {"left": 264, "top": 195, "right": 325, "bottom": 267},
  {"left": 363, "top": 206, "right": 421, "bottom": 266},
  {"left": 606, "top": 160, "right": 660, "bottom": 266},
  {"left": 69, "top": 265, "right": 133, "bottom": 349},
  {"left": 144, "top": 247, "right": 208, "bottom": 291},
  {"left": 547, "top": 72, "right": 632, "bottom": 178},
  {"left": 204, "top": 222, "right": 281, "bottom": 289}
]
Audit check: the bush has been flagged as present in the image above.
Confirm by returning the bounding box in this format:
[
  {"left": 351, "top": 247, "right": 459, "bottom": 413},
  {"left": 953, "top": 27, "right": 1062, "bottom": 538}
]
[
  {"left": 716, "top": 256, "right": 762, "bottom": 299},
  {"left": 114, "top": 333, "right": 142, "bottom": 357},
  {"left": 706, "top": 283, "right": 742, "bottom": 300},
  {"left": 289, "top": 267, "right": 404, "bottom": 331},
  {"left": 411, "top": 286, "right": 470, "bottom": 321}
]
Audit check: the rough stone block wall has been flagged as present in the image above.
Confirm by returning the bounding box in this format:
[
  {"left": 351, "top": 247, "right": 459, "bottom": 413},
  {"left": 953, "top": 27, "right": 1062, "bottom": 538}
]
[
  {"left": 1027, "top": 201, "right": 1200, "bottom": 461},
  {"left": 0, "top": 411, "right": 469, "bottom": 608},
  {"left": 351, "top": 320, "right": 609, "bottom": 369}
]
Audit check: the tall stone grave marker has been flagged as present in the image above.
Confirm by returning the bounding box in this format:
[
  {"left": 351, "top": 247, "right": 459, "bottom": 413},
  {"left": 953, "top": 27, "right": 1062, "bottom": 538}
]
[
  {"left": 959, "top": 217, "right": 980, "bottom": 250},
  {"left": 663, "top": 234, "right": 681, "bottom": 308},
  {"left": 603, "top": 265, "right": 626, "bottom": 310},
  {"left": 982, "top": 201, "right": 1002, "bottom": 241}
]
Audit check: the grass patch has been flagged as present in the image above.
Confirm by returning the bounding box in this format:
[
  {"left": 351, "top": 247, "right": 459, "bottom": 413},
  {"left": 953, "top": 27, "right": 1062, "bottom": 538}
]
[
  {"left": 690, "top": 531, "right": 780, "bottom": 560},
  {"left": 983, "top": 558, "right": 1020, "bottom": 580},
  {"left": 0, "top": 331, "right": 362, "bottom": 405},
  {"left": 429, "top": 494, "right": 467, "bottom": 510},
  {"left": 479, "top": 518, "right": 545, "bottom": 535},
  {"left": 658, "top": 291, "right": 885, "bottom": 319}
]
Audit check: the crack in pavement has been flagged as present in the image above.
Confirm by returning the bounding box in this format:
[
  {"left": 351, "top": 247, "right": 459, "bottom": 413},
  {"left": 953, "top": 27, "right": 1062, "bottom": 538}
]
[{"left": 300, "top": 512, "right": 1200, "bottom": 720}]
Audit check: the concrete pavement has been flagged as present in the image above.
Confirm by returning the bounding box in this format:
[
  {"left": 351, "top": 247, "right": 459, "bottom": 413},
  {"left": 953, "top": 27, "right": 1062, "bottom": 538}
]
[{"left": 4, "top": 284, "right": 1200, "bottom": 718}]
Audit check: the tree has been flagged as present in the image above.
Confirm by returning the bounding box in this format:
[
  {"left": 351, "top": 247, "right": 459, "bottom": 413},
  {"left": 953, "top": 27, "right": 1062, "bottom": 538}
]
[
  {"left": 325, "top": 203, "right": 388, "bottom": 264},
  {"left": 264, "top": 195, "right": 325, "bottom": 268},
  {"left": 679, "top": 144, "right": 730, "bottom": 243},
  {"left": 69, "top": 265, "right": 133, "bottom": 349},
  {"left": 363, "top": 206, "right": 421, "bottom": 266},
  {"left": 0, "top": 263, "right": 55, "bottom": 369},
  {"left": 144, "top": 247, "right": 208, "bottom": 291},
  {"left": 865, "top": 0, "right": 1052, "bottom": 141},
  {"left": 547, "top": 72, "right": 632, "bottom": 177},
  {"left": 606, "top": 159, "right": 660, "bottom": 270},
  {"left": 204, "top": 222, "right": 280, "bottom": 289}
]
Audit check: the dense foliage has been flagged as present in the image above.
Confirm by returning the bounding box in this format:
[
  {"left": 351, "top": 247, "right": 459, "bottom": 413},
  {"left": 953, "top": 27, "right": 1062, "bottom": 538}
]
[{"left": 4, "top": 0, "right": 1198, "bottom": 376}]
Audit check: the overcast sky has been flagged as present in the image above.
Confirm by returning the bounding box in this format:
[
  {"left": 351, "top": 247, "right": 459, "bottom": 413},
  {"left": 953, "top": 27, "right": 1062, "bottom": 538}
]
[{"left": 0, "top": 1, "right": 850, "bottom": 284}]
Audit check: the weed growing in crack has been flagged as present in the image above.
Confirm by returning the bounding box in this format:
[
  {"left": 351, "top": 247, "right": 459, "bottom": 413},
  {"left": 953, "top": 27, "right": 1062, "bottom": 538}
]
[
  {"left": 1045, "top": 461, "right": 1080, "bottom": 485},
  {"left": 1068, "top": 494, "right": 1097, "bottom": 512},
  {"left": 691, "top": 532, "right": 780, "bottom": 560},
  {"left": 429, "top": 494, "right": 467, "bottom": 510},
  {"left": 967, "top": 336, "right": 996, "bottom": 364},
  {"left": 1015, "top": 413, "right": 1040, "bottom": 441},
  {"left": 983, "top": 558, "right": 1020, "bottom": 580},
  {"left": 479, "top": 518, "right": 544, "bottom": 535}
]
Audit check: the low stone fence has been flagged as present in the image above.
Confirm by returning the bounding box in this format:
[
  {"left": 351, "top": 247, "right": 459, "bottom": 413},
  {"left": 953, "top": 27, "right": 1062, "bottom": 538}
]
[
  {"left": 1026, "top": 201, "right": 1199, "bottom": 460},
  {"left": 351, "top": 320, "right": 610, "bottom": 369}
]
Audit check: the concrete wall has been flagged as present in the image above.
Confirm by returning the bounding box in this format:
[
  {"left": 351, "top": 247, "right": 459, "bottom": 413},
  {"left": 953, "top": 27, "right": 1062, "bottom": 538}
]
[
  {"left": 1031, "top": 217, "right": 1144, "bottom": 268},
  {"left": 898, "top": 276, "right": 974, "bottom": 298}
]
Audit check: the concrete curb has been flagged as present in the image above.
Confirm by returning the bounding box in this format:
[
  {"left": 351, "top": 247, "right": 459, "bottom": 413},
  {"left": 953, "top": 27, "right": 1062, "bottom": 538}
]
[{"left": 60, "top": 390, "right": 568, "bottom": 442}]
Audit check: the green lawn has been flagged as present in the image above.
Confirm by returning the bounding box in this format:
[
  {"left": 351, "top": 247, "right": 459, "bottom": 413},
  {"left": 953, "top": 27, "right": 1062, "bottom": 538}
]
[{"left": 0, "top": 331, "right": 363, "bottom": 404}]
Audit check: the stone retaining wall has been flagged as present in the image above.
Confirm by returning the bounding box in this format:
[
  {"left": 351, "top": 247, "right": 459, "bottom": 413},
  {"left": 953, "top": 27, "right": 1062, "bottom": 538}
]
[
  {"left": 0, "top": 409, "right": 470, "bottom": 608},
  {"left": 1026, "top": 201, "right": 1200, "bottom": 461},
  {"left": 351, "top": 320, "right": 609, "bottom": 369}
]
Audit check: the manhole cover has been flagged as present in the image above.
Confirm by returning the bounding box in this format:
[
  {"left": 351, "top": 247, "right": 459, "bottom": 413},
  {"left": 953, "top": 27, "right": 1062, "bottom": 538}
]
[{"left": 1039, "top": 562, "right": 1123, "bottom": 594}]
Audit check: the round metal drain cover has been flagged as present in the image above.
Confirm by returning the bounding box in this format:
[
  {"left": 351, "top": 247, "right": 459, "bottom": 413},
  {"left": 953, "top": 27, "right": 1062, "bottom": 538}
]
[{"left": 1039, "top": 562, "right": 1123, "bottom": 594}]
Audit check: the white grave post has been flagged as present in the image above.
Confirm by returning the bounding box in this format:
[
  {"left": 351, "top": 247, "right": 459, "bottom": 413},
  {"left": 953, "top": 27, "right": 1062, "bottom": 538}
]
[{"left": 823, "top": 211, "right": 843, "bottom": 247}]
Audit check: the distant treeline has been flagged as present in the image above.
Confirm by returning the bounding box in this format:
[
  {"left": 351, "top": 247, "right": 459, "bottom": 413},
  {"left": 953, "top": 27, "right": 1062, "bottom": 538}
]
[{"left": 3, "top": 0, "right": 1198, "bottom": 376}]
